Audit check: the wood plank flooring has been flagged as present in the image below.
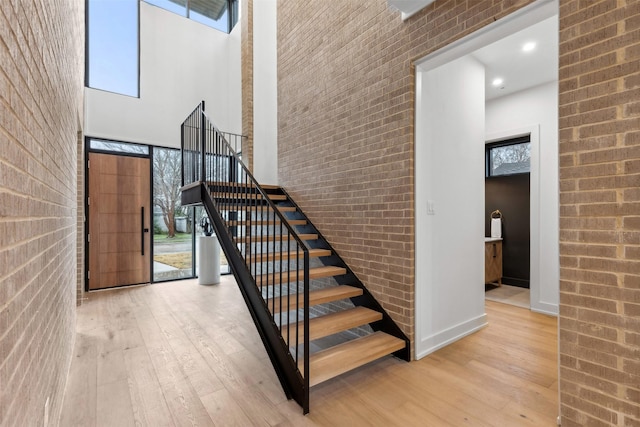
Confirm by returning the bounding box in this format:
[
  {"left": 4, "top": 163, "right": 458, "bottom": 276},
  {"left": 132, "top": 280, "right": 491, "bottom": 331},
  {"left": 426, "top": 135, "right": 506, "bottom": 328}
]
[{"left": 60, "top": 276, "right": 558, "bottom": 426}]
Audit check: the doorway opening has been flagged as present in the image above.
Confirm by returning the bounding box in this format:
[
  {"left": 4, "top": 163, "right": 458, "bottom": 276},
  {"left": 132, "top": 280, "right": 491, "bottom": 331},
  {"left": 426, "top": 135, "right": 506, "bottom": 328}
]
[
  {"left": 414, "top": 0, "right": 559, "bottom": 359},
  {"left": 484, "top": 135, "right": 531, "bottom": 308}
]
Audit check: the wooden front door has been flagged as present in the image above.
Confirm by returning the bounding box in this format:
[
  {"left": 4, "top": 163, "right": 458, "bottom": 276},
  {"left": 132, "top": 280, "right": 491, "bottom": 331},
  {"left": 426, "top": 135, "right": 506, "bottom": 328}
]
[{"left": 88, "top": 152, "right": 151, "bottom": 290}]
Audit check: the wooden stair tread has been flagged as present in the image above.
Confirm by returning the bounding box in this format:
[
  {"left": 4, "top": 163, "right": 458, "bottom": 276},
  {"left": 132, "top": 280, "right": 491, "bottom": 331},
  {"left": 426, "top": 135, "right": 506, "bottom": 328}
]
[
  {"left": 249, "top": 248, "right": 331, "bottom": 264},
  {"left": 255, "top": 266, "right": 346, "bottom": 286},
  {"left": 211, "top": 192, "right": 287, "bottom": 201},
  {"left": 287, "top": 307, "right": 382, "bottom": 344},
  {"left": 221, "top": 205, "right": 296, "bottom": 212},
  {"left": 206, "top": 181, "right": 280, "bottom": 191},
  {"left": 241, "top": 233, "right": 318, "bottom": 243},
  {"left": 227, "top": 219, "right": 306, "bottom": 226},
  {"left": 266, "top": 285, "right": 362, "bottom": 313},
  {"left": 306, "top": 331, "right": 406, "bottom": 387}
]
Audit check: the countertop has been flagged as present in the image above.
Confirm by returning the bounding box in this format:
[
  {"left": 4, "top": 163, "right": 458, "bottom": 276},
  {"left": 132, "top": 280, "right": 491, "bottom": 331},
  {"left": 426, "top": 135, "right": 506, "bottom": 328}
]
[{"left": 485, "top": 237, "right": 503, "bottom": 242}]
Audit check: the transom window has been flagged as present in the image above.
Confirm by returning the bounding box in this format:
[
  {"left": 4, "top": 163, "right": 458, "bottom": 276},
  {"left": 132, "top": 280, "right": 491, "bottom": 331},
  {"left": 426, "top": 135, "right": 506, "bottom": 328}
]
[{"left": 486, "top": 135, "right": 531, "bottom": 177}]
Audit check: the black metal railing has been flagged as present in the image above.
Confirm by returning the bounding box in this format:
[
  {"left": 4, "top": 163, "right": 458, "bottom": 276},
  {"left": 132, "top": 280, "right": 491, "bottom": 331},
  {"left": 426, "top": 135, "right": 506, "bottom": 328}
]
[{"left": 180, "top": 101, "right": 311, "bottom": 413}]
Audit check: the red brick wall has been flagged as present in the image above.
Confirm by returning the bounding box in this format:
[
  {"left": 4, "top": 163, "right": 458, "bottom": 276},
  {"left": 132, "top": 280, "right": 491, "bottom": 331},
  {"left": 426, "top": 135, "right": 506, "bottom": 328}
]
[
  {"left": 277, "top": 0, "right": 535, "bottom": 351},
  {"left": 558, "top": 0, "right": 640, "bottom": 425},
  {"left": 0, "top": 0, "right": 84, "bottom": 425}
]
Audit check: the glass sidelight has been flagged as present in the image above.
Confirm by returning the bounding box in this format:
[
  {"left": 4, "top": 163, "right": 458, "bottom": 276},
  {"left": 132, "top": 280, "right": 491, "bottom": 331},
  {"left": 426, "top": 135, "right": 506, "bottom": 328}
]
[
  {"left": 152, "top": 147, "right": 195, "bottom": 281},
  {"left": 152, "top": 147, "right": 229, "bottom": 281}
]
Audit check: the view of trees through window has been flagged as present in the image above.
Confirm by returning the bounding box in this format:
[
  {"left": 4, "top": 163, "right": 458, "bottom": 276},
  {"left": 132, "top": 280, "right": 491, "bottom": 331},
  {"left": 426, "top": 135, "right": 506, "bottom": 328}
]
[
  {"left": 486, "top": 137, "right": 531, "bottom": 177},
  {"left": 152, "top": 147, "right": 196, "bottom": 281},
  {"left": 153, "top": 148, "right": 184, "bottom": 238}
]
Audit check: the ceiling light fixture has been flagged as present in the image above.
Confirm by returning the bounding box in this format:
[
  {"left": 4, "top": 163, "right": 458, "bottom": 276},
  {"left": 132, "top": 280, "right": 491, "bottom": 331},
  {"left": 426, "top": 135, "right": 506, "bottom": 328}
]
[
  {"left": 522, "top": 42, "right": 536, "bottom": 52},
  {"left": 492, "top": 78, "right": 504, "bottom": 87}
]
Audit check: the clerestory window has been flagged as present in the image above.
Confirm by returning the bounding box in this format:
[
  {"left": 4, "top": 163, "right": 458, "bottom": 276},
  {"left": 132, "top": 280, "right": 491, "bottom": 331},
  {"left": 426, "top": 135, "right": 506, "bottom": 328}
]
[
  {"left": 144, "top": 0, "right": 239, "bottom": 33},
  {"left": 86, "top": 0, "right": 140, "bottom": 97}
]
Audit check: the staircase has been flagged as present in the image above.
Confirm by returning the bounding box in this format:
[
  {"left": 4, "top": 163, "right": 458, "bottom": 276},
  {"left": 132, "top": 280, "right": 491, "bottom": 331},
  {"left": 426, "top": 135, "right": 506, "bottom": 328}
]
[{"left": 180, "top": 101, "right": 409, "bottom": 414}]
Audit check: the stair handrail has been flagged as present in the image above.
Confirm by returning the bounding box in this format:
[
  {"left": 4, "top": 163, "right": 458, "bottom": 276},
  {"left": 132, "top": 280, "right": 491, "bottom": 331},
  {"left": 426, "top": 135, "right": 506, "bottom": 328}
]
[{"left": 180, "top": 101, "right": 311, "bottom": 413}]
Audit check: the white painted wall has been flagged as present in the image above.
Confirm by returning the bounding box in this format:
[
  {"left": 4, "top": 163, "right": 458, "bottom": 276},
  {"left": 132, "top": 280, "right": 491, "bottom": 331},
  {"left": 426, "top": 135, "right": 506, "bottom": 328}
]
[
  {"left": 252, "top": 0, "right": 278, "bottom": 184},
  {"left": 415, "top": 56, "right": 487, "bottom": 359},
  {"left": 85, "top": 1, "right": 242, "bottom": 148},
  {"left": 486, "top": 81, "right": 559, "bottom": 315}
]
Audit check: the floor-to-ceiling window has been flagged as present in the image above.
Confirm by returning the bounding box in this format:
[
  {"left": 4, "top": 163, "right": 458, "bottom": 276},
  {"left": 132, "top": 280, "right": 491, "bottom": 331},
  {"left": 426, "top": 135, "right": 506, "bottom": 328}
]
[{"left": 152, "top": 146, "right": 196, "bottom": 281}]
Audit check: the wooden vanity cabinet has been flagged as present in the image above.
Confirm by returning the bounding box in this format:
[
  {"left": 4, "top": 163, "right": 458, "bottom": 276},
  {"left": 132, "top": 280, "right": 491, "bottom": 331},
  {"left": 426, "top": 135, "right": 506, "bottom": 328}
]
[{"left": 485, "top": 240, "right": 502, "bottom": 285}]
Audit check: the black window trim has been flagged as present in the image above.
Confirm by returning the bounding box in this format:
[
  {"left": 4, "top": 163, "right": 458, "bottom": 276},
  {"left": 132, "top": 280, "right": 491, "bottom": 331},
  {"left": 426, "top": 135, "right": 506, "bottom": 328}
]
[{"left": 485, "top": 134, "right": 532, "bottom": 178}]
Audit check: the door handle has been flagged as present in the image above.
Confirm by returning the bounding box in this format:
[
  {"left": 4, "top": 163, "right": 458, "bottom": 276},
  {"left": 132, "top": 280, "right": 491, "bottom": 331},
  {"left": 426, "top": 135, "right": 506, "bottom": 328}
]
[{"left": 141, "top": 206, "right": 146, "bottom": 256}]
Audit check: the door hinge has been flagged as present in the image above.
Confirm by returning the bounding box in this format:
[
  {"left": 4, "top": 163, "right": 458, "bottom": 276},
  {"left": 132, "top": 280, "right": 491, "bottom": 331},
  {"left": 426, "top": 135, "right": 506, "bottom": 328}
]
[
  {"left": 87, "top": 159, "right": 90, "bottom": 169},
  {"left": 87, "top": 233, "right": 90, "bottom": 243},
  {"left": 87, "top": 271, "right": 90, "bottom": 279},
  {"left": 87, "top": 197, "right": 90, "bottom": 206}
]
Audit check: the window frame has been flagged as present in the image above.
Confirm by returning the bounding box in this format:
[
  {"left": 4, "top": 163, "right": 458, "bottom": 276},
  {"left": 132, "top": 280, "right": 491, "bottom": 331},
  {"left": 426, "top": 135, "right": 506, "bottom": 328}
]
[
  {"left": 145, "top": 0, "right": 239, "bottom": 33},
  {"left": 485, "top": 135, "right": 532, "bottom": 178}
]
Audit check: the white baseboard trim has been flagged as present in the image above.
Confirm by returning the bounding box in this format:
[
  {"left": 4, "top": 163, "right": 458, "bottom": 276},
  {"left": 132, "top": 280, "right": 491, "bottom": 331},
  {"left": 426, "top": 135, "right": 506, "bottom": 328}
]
[
  {"left": 415, "top": 313, "right": 488, "bottom": 360},
  {"left": 531, "top": 301, "right": 558, "bottom": 316}
]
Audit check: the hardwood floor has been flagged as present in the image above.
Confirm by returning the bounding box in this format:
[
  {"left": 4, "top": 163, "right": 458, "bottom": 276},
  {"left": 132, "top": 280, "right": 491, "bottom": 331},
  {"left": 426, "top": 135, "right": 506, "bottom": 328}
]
[
  {"left": 485, "top": 283, "right": 531, "bottom": 309},
  {"left": 60, "top": 276, "right": 558, "bottom": 426}
]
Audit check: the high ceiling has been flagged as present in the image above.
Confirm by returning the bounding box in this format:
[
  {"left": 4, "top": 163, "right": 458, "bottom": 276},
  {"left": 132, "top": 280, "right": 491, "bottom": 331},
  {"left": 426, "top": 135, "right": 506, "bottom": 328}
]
[{"left": 471, "top": 16, "right": 559, "bottom": 101}]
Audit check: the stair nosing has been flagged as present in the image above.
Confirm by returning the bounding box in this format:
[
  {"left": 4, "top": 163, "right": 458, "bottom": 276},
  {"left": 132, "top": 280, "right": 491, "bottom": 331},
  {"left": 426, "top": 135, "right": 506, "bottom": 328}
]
[
  {"left": 206, "top": 181, "right": 280, "bottom": 191},
  {"left": 248, "top": 248, "right": 331, "bottom": 263},
  {"left": 211, "top": 192, "right": 287, "bottom": 201},
  {"left": 266, "top": 285, "right": 363, "bottom": 313},
  {"left": 255, "top": 266, "right": 346, "bottom": 286},
  {"left": 240, "top": 233, "right": 318, "bottom": 243},
  {"left": 306, "top": 331, "right": 406, "bottom": 387},
  {"left": 286, "top": 307, "right": 383, "bottom": 344},
  {"left": 227, "top": 219, "right": 307, "bottom": 226}
]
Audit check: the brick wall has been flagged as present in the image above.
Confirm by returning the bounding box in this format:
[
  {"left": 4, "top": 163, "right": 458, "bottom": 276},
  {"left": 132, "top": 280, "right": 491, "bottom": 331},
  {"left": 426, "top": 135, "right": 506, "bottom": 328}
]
[
  {"left": 0, "top": 1, "right": 84, "bottom": 425},
  {"left": 277, "top": 0, "right": 535, "bottom": 350},
  {"left": 77, "top": 131, "right": 84, "bottom": 306},
  {"left": 276, "top": 0, "right": 639, "bottom": 423},
  {"left": 241, "top": 0, "right": 254, "bottom": 170},
  {"left": 558, "top": 1, "right": 640, "bottom": 426}
]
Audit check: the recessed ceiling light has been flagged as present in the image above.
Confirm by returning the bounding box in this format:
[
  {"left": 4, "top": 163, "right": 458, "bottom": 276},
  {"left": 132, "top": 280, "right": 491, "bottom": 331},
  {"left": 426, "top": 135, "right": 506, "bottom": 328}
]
[
  {"left": 522, "top": 42, "right": 536, "bottom": 52},
  {"left": 492, "top": 78, "right": 503, "bottom": 87}
]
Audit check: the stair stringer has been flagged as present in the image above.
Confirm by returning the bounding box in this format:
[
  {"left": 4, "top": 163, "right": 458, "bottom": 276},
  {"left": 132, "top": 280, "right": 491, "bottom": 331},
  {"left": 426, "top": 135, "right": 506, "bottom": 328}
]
[
  {"left": 276, "top": 187, "right": 411, "bottom": 362},
  {"left": 195, "top": 182, "right": 310, "bottom": 411}
]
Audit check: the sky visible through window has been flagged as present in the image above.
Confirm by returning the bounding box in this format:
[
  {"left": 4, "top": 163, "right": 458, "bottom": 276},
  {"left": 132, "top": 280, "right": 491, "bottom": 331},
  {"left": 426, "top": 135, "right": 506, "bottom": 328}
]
[
  {"left": 87, "top": 0, "right": 139, "bottom": 97},
  {"left": 87, "top": 0, "right": 235, "bottom": 96}
]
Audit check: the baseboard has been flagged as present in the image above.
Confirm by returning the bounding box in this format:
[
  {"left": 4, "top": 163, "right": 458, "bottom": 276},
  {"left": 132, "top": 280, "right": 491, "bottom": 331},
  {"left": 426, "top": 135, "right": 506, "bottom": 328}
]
[
  {"left": 415, "top": 313, "right": 488, "bottom": 360},
  {"left": 531, "top": 301, "right": 558, "bottom": 316}
]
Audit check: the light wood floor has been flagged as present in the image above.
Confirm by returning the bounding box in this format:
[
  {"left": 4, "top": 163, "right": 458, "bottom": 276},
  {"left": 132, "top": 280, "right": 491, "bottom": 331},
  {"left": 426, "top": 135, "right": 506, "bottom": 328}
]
[
  {"left": 60, "top": 276, "right": 558, "bottom": 426},
  {"left": 485, "top": 284, "right": 531, "bottom": 309}
]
